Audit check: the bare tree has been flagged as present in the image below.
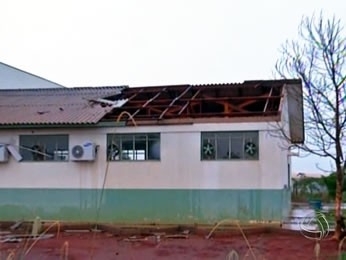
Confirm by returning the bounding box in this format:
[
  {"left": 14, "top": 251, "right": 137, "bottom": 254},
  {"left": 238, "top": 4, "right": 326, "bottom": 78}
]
[{"left": 275, "top": 13, "right": 346, "bottom": 239}]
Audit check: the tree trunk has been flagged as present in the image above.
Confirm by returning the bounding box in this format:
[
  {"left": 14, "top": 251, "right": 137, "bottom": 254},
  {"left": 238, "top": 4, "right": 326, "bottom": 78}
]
[{"left": 334, "top": 166, "right": 344, "bottom": 239}]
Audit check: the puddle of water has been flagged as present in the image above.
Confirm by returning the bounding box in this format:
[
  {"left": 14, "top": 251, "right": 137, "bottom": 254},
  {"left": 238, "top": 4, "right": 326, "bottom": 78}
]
[
  {"left": 282, "top": 205, "right": 338, "bottom": 231},
  {"left": 282, "top": 208, "right": 315, "bottom": 231}
]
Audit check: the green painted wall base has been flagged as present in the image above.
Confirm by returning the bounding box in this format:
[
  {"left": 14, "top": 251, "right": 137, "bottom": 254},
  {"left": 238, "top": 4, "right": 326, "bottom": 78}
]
[{"left": 0, "top": 188, "right": 290, "bottom": 224}]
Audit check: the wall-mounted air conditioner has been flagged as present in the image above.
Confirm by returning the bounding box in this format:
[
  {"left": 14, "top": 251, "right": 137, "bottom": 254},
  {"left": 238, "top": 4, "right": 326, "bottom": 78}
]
[
  {"left": 0, "top": 144, "right": 9, "bottom": 163},
  {"left": 70, "top": 141, "right": 96, "bottom": 162}
]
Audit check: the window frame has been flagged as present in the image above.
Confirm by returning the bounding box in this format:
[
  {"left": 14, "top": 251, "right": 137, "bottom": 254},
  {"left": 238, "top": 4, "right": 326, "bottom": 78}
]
[
  {"left": 200, "top": 131, "right": 259, "bottom": 161},
  {"left": 106, "top": 133, "right": 161, "bottom": 162},
  {"left": 19, "top": 134, "right": 69, "bottom": 162}
]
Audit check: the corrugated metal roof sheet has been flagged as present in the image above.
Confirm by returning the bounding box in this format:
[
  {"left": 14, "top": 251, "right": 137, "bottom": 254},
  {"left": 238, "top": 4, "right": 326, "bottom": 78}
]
[{"left": 0, "top": 86, "right": 127, "bottom": 125}]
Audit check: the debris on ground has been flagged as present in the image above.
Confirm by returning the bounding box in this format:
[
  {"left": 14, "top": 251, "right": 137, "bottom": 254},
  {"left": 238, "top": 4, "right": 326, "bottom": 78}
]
[
  {"left": 0, "top": 229, "right": 341, "bottom": 259},
  {"left": 91, "top": 228, "right": 103, "bottom": 233},
  {"left": 123, "top": 229, "right": 191, "bottom": 243},
  {"left": 1, "top": 237, "right": 22, "bottom": 243},
  {"left": 164, "top": 234, "right": 189, "bottom": 239},
  {"left": 64, "top": 229, "right": 90, "bottom": 233},
  {"left": 123, "top": 235, "right": 149, "bottom": 242},
  {"left": 0, "top": 234, "right": 55, "bottom": 243},
  {"left": 164, "top": 229, "right": 190, "bottom": 239},
  {"left": 9, "top": 221, "right": 23, "bottom": 231}
]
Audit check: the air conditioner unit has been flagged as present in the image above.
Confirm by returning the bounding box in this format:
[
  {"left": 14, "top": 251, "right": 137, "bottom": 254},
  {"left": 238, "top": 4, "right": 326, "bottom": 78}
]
[
  {"left": 0, "top": 144, "right": 9, "bottom": 163},
  {"left": 70, "top": 141, "right": 96, "bottom": 162}
]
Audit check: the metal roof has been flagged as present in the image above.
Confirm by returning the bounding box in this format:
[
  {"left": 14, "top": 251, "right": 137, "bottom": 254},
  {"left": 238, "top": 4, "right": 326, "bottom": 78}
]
[{"left": 0, "top": 86, "right": 127, "bottom": 125}]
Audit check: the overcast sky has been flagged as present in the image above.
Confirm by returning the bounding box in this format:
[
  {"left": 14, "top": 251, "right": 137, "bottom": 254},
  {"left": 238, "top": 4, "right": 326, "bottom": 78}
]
[{"left": 1, "top": 0, "right": 345, "bottom": 174}]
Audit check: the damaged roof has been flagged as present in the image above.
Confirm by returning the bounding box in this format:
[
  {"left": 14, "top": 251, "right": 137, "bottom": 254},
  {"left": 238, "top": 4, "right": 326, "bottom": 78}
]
[
  {"left": 103, "top": 79, "right": 303, "bottom": 144},
  {"left": 0, "top": 79, "right": 304, "bottom": 143},
  {"left": 104, "top": 79, "right": 302, "bottom": 121},
  {"left": 0, "top": 86, "right": 127, "bottom": 125}
]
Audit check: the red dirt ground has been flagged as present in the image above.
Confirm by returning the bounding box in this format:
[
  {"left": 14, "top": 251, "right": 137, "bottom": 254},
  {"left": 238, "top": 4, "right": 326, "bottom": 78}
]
[{"left": 0, "top": 231, "right": 342, "bottom": 260}]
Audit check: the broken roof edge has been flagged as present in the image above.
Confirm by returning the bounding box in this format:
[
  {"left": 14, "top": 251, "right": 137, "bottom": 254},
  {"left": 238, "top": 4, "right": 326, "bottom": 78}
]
[
  {"left": 285, "top": 81, "right": 304, "bottom": 144},
  {"left": 122, "top": 79, "right": 301, "bottom": 89}
]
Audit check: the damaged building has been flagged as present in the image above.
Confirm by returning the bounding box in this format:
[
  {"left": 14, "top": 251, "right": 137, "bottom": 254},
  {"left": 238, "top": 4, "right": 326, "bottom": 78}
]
[{"left": 0, "top": 79, "right": 304, "bottom": 224}]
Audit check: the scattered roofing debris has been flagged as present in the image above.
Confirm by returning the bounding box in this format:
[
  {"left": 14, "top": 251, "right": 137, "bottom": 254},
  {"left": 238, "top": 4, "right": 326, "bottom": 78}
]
[
  {"left": 123, "top": 229, "right": 190, "bottom": 243},
  {"left": 87, "top": 98, "right": 128, "bottom": 108},
  {"left": 0, "top": 234, "right": 55, "bottom": 243},
  {"left": 165, "top": 229, "right": 190, "bottom": 239},
  {"left": 65, "top": 229, "right": 91, "bottom": 233},
  {"left": 123, "top": 235, "right": 150, "bottom": 242},
  {"left": 9, "top": 221, "right": 23, "bottom": 231}
]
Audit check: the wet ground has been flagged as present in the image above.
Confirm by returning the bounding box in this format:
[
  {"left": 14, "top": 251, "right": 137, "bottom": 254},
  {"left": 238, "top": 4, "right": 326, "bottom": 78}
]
[
  {"left": 282, "top": 203, "right": 343, "bottom": 231},
  {"left": 0, "top": 230, "right": 342, "bottom": 260},
  {"left": 1, "top": 204, "right": 343, "bottom": 259}
]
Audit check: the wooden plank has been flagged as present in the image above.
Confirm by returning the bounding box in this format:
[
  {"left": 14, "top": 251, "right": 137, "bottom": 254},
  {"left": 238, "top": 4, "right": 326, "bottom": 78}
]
[
  {"left": 127, "top": 88, "right": 144, "bottom": 101},
  {"left": 131, "top": 88, "right": 167, "bottom": 118},
  {"left": 263, "top": 87, "right": 274, "bottom": 112},
  {"left": 159, "top": 85, "right": 193, "bottom": 119},
  {"left": 178, "top": 89, "right": 201, "bottom": 116}
]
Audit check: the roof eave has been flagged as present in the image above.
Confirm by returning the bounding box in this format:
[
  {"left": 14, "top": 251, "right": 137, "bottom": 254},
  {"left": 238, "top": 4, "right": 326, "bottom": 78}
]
[{"left": 286, "top": 81, "right": 305, "bottom": 144}]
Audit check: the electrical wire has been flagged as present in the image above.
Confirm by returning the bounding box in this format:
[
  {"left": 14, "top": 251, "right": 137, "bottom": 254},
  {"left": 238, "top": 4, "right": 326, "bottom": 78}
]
[{"left": 89, "top": 111, "right": 137, "bottom": 259}]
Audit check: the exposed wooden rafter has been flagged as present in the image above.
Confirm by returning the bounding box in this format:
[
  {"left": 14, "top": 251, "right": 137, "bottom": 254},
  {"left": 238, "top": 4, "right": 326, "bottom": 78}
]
[
  {"left": 159, "top": 85, "right": 193, "bottom": 119},
  {"left": 178, "top": 89, "right": 201, "bottom": 115},
  {"left": 130, "top": 88, "right": 167, "bottom": 118},
  {"left": 102, "top": 81, "right": 289, "bottom": 125},
  {"left": 127, "top": 88, "right": 144, "bottom": 101},
  {"left": 263, "top": 86, "right": 274, "bottom": 112}
]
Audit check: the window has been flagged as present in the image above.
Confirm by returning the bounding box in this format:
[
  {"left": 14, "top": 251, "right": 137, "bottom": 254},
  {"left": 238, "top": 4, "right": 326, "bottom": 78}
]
[
  {"left": 19, "top": 134, "right": 69, "bottom": 162},
  {"left": 107, "top": 133, "right": 160, "bottom": 161},
  {"left": 201, "top": 131, "right": 259, "bottom": 160}
]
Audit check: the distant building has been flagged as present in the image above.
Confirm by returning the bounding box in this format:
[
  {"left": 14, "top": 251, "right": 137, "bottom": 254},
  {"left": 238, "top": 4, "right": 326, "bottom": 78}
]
[
  {"left": 291, "top": 172, "right": 328, "bottom": 195},
  {"left": 0, "top": 62, "right": 65, "bottom": 89},
  {"left": 292, "top": 172, "right": 325, "bottom": 179}
]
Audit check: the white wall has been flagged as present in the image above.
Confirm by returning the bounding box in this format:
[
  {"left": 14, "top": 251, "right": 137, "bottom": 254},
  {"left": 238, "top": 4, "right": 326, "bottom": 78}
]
[
  {"left": 280, "top": 89, "right": 293, "bottom": 188},
  {"left": 0, "top": 121, "right": 290, "bottom": 190}
]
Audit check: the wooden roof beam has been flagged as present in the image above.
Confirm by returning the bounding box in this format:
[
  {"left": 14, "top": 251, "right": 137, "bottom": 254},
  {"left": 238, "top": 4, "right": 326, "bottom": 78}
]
[
  {"left": 127, "top": 88, "right": 144, "bottom": 101},
  {"left": 263, "top": 86, "right": 274, "bottom": 112},
  {"left": 178, "top": 89, "right": 202, "bottom": 116},
  {"left": 159, "top": 85, "right": 193, "bottom": 120},
  {"left": 130, "top": 88, "right": 167, "bottom": 118}
]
